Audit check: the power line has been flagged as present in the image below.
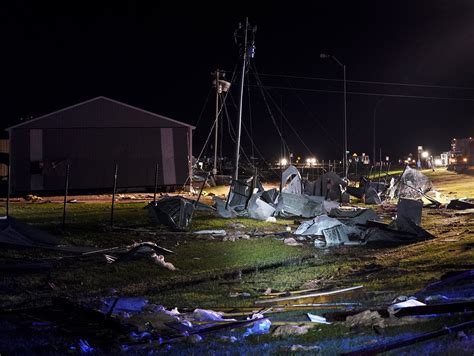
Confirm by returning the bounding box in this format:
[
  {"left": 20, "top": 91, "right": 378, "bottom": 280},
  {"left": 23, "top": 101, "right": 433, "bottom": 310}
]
[
  {"left": 193, "top": 87, "right": 212, "bottom": 129},
  {"left": 227, "top": 70, "right": 474, "bottom": 91},
  {"left": 249, "top": 84, "right": 474, "bottom": 102},
  {"left": 284, "top": 78, "right": 341, "bottom": 150},
  {"left": 252, "top": 62, "right": 315, "bottom": 156}
]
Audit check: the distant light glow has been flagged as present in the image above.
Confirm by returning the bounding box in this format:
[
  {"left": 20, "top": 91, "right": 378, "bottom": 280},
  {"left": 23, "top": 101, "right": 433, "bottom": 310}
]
[
  {"left": 434, "top": 159, "right": 442, "bottom": 166},
  {"left": 421, "top": 151, "right": 429, "bottom": 159},
  {"left": 280, "top": 158, "right": 288, "bottom": 166}
]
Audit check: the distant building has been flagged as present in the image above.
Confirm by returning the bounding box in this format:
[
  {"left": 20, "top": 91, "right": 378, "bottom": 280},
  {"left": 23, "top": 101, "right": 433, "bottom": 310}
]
[
  {"left": 450, "top": 137, "right": 474, "bottom": 165},
  {"left": 5, "top": 97, "right": 194, "bottom": 193}
]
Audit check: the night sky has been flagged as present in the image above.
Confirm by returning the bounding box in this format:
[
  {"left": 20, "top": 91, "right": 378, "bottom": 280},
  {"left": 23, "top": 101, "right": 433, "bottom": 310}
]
[{"left": 2, "top": 1, "right": 474, "bottom": 162}]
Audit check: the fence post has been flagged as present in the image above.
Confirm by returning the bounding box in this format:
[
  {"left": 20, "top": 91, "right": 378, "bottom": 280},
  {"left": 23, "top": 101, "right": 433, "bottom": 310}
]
[
  {"left": 110, "top": 164, "right": 118, "bottom": 227},
  {"left": 153, "top": 163, "right": 159, "bottom": 206}
]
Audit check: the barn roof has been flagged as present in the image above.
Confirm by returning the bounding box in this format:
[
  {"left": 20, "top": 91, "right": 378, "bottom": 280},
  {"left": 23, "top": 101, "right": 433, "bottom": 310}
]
[{"left": 7, "top": 96, "right": 195, "bottom": 130}]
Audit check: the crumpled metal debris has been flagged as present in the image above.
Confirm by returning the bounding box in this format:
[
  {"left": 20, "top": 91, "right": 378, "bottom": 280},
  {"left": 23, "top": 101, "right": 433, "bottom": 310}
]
[
  {"left": 364, "top": 215, "right": 434, "bottom": 244},
  {"left": 447, "top": 198, "right": 474, "bottom": 210},
  {"left": 276, "top": 192, "right": 325, "bottom": 218},
  {"left": 0, "top": 216, "right": 60, "bottom": 248},
  {"left": 227, "top": 177, "right": 254, "bottom": 211},
  {"left": 295, "top": 215, "right": 343, "bottom": 236},
  {"left": 303, "top": 172, "right": 347, "bottom": 200},
  {"left": 104, "top": 242, "right": 175, "bottom": 270},
  {"left": 396, "top": 198, "right": 423, "bottom": 225},
  {"left": 215, "top": 167, "right": 349, "bottom": 221},
  {"left": 147, "top": 197, "right": 195, "bottom": 230},
  {"left": 392, "top": 166, "right": 432, "bottom": 199},
  {"left": 281, "top": 165, "right": 302, "bottom": 195},
  {"left": 247, "top": 192, "right": 276, "bottom": 220}
]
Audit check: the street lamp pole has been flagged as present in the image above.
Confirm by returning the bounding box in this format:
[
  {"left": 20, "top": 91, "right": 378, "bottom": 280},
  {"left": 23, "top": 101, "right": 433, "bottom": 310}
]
[
  {"left": 320, "top": 53, "right": 347, "bottom": 177},
  {"left": 343, "top": 63, "right": 347, "bottom": 177},
  {"left": 373, "top": 97, "right": 385, "bottom": 165}
]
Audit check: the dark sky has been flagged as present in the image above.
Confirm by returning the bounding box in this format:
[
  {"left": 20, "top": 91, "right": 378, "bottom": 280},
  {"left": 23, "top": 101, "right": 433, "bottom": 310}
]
[{"left": 2, "top": 1, "right": 474, "bottom": 162}]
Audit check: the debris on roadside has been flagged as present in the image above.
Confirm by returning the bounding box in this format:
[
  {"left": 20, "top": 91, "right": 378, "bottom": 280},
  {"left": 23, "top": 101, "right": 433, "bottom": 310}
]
[
  {"left": 283, "top": 237, "right": 303, "bottom": 246},
  {"left": 447, "top": 198, "right": 474, "bottom": 210},
  {"left": 214, "top": 166, "right": 344, "bottom": 221},
  {"left": 147, "top": 196, "right": 195, "bottom": 230},
  {"left": 194, "top": 229, "right": 227, "bottom": 237},
  {"left": 104, "top": 241, "right": 175, "bottom": 270},
  {"left": 307, "top": 313, "right": 331, "bottom": 324},
  {"left": 25, "top": 194, "right": 44, "bottom": 202},
  {"left": 272, "top": 324, "right": 312, "bottom": 337},
  {"left": 345, "top": 310, "right": 386, "bottom": 329},
  {"left": 0, "top": 216, "right": 61, "bottom": 248}
]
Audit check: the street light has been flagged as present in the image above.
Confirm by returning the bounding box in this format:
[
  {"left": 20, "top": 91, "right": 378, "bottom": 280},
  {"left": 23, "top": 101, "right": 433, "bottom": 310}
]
[
  {"left": 373, "top": 97, "right": 385, "bottom": 164},
  {"left": 320, "top": 53, "right": 347, "bottom": 177}
]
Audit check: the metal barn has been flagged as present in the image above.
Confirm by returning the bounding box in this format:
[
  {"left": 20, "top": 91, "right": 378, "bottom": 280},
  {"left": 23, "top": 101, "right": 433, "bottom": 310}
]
[{"left": 6, "top": 96, "right": 194, "bottom": 193}]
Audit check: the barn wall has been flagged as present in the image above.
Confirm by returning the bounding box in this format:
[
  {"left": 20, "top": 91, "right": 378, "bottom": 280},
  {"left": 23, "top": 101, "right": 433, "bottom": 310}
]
[
  {"left": 10, "top": 127, "right": 190, "bottom": 192},
  {"left": 10, "top": 129, "right": 30, "bottom": 192},
  {"left": 0, "top": 138, "right": 9, "bottom": 177}
]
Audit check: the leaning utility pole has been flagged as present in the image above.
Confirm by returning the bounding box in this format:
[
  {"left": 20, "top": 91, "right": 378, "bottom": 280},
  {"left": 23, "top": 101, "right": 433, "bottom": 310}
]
[
  {"left": 212, "top": 69, "right": 230, "bottom": 176},
  {"left": 212, "top": 69, "right": 221, "bottom": 176},
  {"left": 233, "top": 18, "right": 256, "bottom": 181}
]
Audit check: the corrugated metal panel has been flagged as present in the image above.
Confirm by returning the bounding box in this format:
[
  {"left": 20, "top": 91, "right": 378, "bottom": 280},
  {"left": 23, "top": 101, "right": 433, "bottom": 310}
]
[{"left": 14, "top": 97, "right": 192, "bottom": 129}]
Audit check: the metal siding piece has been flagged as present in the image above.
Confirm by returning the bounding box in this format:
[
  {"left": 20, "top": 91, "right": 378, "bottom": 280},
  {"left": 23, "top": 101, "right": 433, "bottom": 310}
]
[
  {"left": 30, "top": 129, "right": 43, "bottom": 161},
  {"left": 161, "top": 128, "right": 176, "bottom": 185}
]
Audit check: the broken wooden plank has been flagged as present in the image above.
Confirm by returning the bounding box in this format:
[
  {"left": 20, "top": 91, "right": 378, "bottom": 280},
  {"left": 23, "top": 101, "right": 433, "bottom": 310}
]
[{"left": 254, "top": 285, "right": 364, "bottom": 304}]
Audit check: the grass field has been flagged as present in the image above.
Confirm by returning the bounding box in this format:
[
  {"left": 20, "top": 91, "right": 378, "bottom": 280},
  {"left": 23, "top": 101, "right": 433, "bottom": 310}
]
[{"left": 0, "top": 167, "right": 473, "bottom": 353}]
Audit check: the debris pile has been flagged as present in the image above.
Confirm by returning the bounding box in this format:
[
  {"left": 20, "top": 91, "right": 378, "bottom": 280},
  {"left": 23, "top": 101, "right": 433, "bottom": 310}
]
[
  {"left": 215, "top": 166, "right": 345, "bottom": 221},
  {"left": 293, "top": 198, "right": 433, "bottom": 247}
]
